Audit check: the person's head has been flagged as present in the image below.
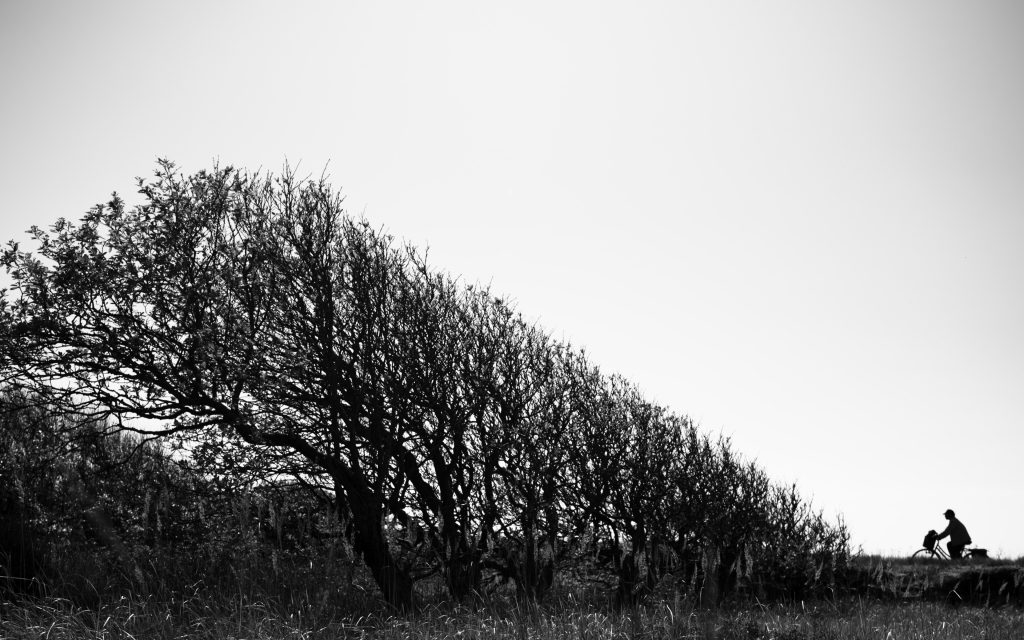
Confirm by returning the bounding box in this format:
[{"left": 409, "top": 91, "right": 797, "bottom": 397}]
[{"left": 944, "top": 509, "right": 956, "bottom": 519}]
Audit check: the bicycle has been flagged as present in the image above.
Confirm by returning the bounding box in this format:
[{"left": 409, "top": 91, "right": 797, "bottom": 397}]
[{"left": 912, "top": 530, "right": 988, "bottom": 560}]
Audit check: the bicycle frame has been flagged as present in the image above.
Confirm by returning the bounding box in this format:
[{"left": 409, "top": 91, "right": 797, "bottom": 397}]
[
  {"left": 913, "top": 537, "right": 981, "bottom": 560},
  {"left": 927, "top": 544, "right": 951, "bottom": 560}
]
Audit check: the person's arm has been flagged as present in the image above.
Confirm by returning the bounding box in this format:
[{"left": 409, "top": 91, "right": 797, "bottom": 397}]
[{"left": 934, "top": 525, "right": 950, "bottom": 540}]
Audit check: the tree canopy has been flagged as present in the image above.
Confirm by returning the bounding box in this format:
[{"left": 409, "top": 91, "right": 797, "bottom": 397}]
[{"left": 1, "top": 161, "right": 848, "bottom": 608}]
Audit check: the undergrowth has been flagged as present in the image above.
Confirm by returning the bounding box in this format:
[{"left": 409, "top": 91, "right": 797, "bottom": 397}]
[{"left": 3, "top": 593, "right": 1024, "bottom": 639}]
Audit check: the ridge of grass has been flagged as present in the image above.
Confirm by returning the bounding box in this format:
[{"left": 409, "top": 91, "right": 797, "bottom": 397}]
[
  {"left": 4, "top": 555, "right": 1023, "bottom": 639},
  {"left": 3, "top": 592, "right": 1024, "bottom": 639}
]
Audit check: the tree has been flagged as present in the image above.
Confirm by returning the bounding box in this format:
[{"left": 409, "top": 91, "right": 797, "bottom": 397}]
[
  {"left": 2, "top": 160, "right": 851, "bottom": 609},
  {"left": 2, "top": 162, "right": 428, "bottom": 607}
]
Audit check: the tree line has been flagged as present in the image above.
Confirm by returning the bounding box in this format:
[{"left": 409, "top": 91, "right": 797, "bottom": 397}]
[{"left": 1, "top": 161, "right": 848, "bottom": 609}]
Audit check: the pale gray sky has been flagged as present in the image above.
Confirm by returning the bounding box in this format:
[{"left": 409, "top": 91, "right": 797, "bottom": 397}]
[{"left": 2, "top": 1, "right": 1022, "bottom": 557}]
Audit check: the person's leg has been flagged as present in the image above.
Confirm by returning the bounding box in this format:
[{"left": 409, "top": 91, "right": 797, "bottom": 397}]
[{"left": 948, "top": 542, "right": 964, "bottom": 559}]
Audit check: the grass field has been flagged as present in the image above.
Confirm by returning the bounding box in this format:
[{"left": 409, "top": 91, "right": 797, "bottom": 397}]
[
  {"left": 847, "top": 555, "right": 1024, "bottom": 608},
  {"left": 3, "top": 593, "right": 1023, "bottom": 639},
  {"left": 3, "top": 557, "right": 1023, "bottom": 639}
]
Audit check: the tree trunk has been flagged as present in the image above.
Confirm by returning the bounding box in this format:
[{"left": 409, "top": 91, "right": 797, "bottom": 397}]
[
  {"left": 700, "top": 546, "right": 720, "bottom": 610},
  {"left": 345, "top": 484, "right": 414, "bottom": 610},
  {"left": 616, "top": 531, "right": 647, "bottom": 608},
  {"left": 519, "top": 502, "right": 553, "bottom": 601},
  {"left": 445, "top": 541, "right": 481, "bottom": 602},
  {"left": 616, "top": 551, "right": 641, "bottom": 608}
]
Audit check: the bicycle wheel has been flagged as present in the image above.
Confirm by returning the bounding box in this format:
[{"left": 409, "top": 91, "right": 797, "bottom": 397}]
[{"left": 912, "top": 548, "right": 937, "bottom": 559}]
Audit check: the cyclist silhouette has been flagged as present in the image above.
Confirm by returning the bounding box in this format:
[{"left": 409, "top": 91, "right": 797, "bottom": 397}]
[{"left": 935, "top": 509, "right": 971, "bottom": 559}]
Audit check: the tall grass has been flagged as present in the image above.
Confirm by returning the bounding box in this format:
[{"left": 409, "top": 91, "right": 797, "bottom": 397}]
[
  {"left": 4, "top": 549, "right": 1023, "bottom": 639},
  {"left": 4, "top": 540, "right": 1023, "bottom": 638},
  {"left": 3, "top": 593, "right": 1024, "bottom": 639}
]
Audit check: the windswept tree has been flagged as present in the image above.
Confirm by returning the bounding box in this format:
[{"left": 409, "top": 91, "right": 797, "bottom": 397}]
[
  {"left": 2, "top": 162, "right": 433, "bottom": 607},
  {"left": 2, "top": 160, "right": 850, "bottom": 609},
  {"left": 377, "top": 262, "right": 501, "bottom": 600}
]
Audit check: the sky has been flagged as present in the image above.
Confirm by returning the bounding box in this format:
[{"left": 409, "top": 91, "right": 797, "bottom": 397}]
[{"left": 2, "top": 1, "right": 1022, "bottom": 558}]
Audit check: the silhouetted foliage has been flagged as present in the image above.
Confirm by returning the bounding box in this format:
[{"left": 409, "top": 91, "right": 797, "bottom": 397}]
[{"left": 1, "top": 161, "right": 849, "bottom": 609}]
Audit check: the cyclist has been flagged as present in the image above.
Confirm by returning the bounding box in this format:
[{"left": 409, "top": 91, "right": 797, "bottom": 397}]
[{"left": 935, "top": 509, "right": 972, "bottom": 559}]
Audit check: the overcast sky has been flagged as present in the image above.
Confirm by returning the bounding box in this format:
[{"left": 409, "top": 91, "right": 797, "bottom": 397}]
[{"left": 2, "top": 1, "right": 1022, "bottom": 558}]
